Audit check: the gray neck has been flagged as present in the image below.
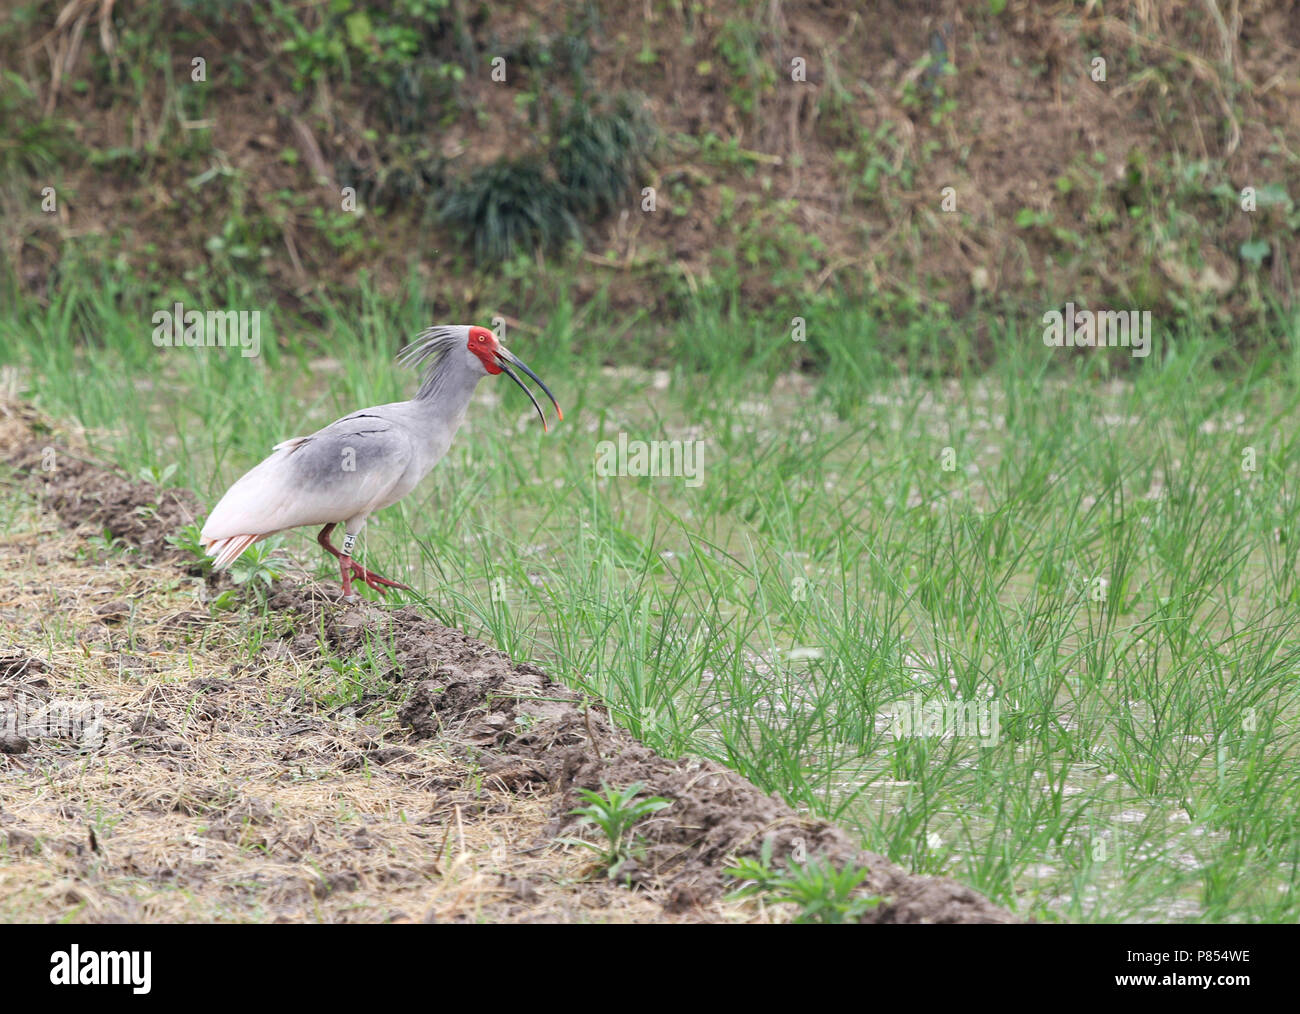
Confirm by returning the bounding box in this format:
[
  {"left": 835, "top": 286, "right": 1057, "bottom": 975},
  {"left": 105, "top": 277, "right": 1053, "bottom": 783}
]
[{"left": 409, "top": 352, "right": 483, "bottom": 430}]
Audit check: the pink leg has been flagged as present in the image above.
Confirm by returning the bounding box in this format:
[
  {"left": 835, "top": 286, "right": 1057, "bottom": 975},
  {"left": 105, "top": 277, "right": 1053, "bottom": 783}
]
[
  {"left": 339, "top": 553, "right": 356, "bottom": 598},
  {"left": 317, "top": 524, "right": 411, "bottom": 598}
]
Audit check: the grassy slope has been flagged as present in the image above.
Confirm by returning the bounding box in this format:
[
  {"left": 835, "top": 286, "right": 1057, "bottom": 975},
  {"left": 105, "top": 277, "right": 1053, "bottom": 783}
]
[{"left": 2, "top": 0, "right": 1300, "bottom": 351}]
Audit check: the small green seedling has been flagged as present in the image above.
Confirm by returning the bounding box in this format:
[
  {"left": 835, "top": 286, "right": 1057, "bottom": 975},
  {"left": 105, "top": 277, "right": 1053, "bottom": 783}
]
[
  {"left": 565, "top": 781, "right": 671, "bottom": 878},
  {"left": 166, "top": 522, "right": 214, "bottom": 574},
  {"left": 229, "top": 537, "right": 285, "bottom": 590},
  {"left": 137, "top": 463, "right": 179, "bottom": 486},
  {"left": 726, "top": 839, "right": 882, "bottom": 923},
  {"left": 210, "top": 589, "right": 240, "bottom": 611},
  {"left": 85, "top": 529, "right": 133, "bottom": 559}
]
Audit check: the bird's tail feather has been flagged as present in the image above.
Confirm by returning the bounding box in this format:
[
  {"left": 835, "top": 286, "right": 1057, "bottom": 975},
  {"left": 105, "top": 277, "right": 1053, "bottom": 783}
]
[{"left": 203, "top": 533, "right": 260, "bottom": 570}]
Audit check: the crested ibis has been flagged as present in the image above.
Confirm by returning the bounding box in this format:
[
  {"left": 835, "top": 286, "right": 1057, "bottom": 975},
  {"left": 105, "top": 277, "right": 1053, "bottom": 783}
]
[{"left": 199, "top": 324, "right": 561, "bottom": 600}]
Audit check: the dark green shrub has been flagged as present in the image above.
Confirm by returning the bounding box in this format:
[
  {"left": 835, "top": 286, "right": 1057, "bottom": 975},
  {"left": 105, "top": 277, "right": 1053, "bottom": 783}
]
[
  {"left": 438, "top": 158, "right": 579, "bottom": 262},
  {"left": 553, "top": 96, "right": 656, "bottom": 216}
]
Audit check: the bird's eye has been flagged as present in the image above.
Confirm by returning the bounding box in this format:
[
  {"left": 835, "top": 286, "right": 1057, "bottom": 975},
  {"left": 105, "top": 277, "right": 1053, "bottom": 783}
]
[{"left": 477, "top": 335, "right": 486, "bottom": 343}]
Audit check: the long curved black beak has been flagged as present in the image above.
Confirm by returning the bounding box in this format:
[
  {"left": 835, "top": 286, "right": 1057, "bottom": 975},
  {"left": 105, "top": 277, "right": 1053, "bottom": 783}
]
[{"left": 496, "top": 347, "right": 563, "bottom": 432}]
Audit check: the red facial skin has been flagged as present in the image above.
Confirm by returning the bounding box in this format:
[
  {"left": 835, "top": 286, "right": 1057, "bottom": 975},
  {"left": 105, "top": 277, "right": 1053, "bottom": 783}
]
[{"left": 467, "top": 325, "right": 503, "bottom": 374}]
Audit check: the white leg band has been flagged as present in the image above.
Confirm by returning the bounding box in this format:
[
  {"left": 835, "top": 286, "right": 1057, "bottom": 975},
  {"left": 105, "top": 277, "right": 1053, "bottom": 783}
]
[{"left": 342, "top": 532, "right": 357, "bottom": 555}]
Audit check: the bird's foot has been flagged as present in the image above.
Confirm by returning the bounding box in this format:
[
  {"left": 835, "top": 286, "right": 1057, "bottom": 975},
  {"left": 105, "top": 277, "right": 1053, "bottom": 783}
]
[
  {"left": 347, "top": 560, "right": 411, "bottom": 595},
  {"left": 337, "top": 553, "right": 410, "bottom": 599}
]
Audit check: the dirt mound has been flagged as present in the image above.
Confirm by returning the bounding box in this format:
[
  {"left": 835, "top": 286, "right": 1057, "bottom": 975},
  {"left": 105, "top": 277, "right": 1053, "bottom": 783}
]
[
  {"left": 2, "top": 403, "right": 203, "bottom": 566},
  {"left": 2, "top": 400, "right": 1013, "bottom": 922}
]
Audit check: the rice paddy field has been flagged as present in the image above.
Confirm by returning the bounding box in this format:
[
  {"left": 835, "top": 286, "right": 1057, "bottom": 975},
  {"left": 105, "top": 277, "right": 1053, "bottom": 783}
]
[{"left": 5, "top": 283, "right": 1300, "bottom": 923}]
